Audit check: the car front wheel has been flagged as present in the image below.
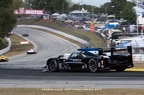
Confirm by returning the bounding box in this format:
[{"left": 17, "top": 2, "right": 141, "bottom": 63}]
[{"left": 48, "top": 59, "right": 59, "bottom": 72}]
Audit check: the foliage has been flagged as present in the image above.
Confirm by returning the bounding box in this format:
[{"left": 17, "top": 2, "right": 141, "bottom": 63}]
[
  {"left": 0, "top": 0, "right": 17, "bottom": 38},
  {"left": 119, "top": 2, "right": 136, "bottom": 24},
  {"left": 108, "top": 0, "right": 127, "bottom": 19},
  {"left": 0, "top": 40, "right": 7, "bottom": 49},
  {"left": 29, "top": 0, "right": 136, "bottom": 23},
  {"left": 13, "top": 0, "right": 29, "bottom": 9},
  {"left": 13, "top": 0, "right": 23, "bottom": 9},
  {"left": 31, "top": 0, "right": 69, "bottom": 13},
  {"left": 94, "top": 0, "right": 136, "bottom": 23},
  {"left": 69, "top": 4, "right": 80, "bottom": 11}
]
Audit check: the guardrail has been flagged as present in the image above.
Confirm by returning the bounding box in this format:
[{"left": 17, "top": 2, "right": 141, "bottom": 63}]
[
  {"left": 0, "top": 37, "right": 11, "bottom": 55},
  {"left": 133, "top": 54, "right": 144, "bottom": 62}
]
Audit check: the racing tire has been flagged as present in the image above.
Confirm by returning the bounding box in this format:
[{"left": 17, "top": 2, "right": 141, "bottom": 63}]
[
  {"left": 48, "top": 59, "right": 60, "bottom": 72},
  {"left": 88, "top": 59, "right": 98, "bottom": 73}
]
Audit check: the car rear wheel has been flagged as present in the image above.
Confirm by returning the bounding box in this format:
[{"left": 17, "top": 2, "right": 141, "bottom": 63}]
[
  {"left": 88, "top": 59, "right": 98, "bottom": 73},
  {"left": 48, "top": 59, "right": 59, "bottom": 72}
]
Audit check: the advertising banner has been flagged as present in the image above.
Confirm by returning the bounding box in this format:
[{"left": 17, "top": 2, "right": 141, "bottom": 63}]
[{"left": 14, "top": 8, "right": 44, "bottom": 15}]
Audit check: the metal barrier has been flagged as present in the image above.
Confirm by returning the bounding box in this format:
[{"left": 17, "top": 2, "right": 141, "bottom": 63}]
[{"left": 133, "top": 54, "right": 144, "bottom": 61}]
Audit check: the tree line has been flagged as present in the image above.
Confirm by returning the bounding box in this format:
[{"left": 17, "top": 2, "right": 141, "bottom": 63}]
[{"left": 26, "top": 0, "right": 137, "bottom": 23}]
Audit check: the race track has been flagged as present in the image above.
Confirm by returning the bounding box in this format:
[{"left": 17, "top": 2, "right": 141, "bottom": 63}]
[
  {"left": 0, "top": 27, "right": 144, "bottom": 89},
  {"left": 0, "top": 68, "right": 144, "bottom": 88},
  {"left": 0, "top": 27, "right": 78, "bottom": 69}
]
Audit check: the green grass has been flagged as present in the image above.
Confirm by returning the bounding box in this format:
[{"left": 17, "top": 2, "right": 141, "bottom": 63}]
[{"left": 3, "top": 34, "right": 34, "bottom": 57}]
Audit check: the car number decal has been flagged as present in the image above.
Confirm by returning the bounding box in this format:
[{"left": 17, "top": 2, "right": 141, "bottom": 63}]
[{"left": 72, "top": 59, "right": 81, "bottom": 62}]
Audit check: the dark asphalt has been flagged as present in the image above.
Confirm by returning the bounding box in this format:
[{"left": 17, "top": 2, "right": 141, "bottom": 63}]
[{"left": 0, "top": 68, "right": 144, "bottom": 81}]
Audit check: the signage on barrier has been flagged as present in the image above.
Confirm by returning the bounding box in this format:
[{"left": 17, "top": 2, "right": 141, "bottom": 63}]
[{"left": 14, "top": 8, "right": 44, "bottom": 15}]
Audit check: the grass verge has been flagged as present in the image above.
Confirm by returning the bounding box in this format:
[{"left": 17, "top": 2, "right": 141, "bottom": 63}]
[
  {"left": 0, "top": 88, "right": 144, "bottom": 95},
  {"left": 3, "top": 34, "right": 34, "bottom": 57}
]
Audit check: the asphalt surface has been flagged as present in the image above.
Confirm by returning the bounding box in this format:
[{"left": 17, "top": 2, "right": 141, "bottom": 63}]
[
  {"left": 0, "top": 27, "right": 78, "bottom": 69},
  {"left": 0, "top": 27, "right": 144, "bottom": 89},
  {"left": 0, "top": 68, "right": 144, "bottom": 88}
]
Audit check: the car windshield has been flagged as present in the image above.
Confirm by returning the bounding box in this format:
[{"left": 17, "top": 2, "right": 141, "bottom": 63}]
[
  {"left": 81, "top": 51, "right": 96, "bottom": 57},
  {"left": 69, "top": 51, "right": 81, "bottom": 58}
]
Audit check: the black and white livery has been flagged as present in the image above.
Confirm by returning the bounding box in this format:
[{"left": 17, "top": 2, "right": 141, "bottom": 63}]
[
  {"left": 26, "top": 49, "right": 37, "bottom": 54},
  {"left": 45, "top": 46, "right": 133, "bottom": 72},
  {"left": 22, "top": 33, "right": 29, "bottom": 37}
]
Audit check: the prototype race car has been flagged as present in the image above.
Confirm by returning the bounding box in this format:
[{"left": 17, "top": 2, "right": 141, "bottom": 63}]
[
  {"left": 26, "top": 49, "right": 37, "bottom": 54},
  {"left": 0, "top": 55, "right": 9, "bottom": 62},
  {"left": 22, "top": 33, "right": 29, "bottom": 37},
  {"left": 45, "top": 46, "right": 133, "bottom": 72}
]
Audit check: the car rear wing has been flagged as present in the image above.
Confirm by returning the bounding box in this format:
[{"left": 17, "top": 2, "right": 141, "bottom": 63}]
[
  {"left": 103, "top": 46, "right": 132, "bottom": 62},
  {"left": 78, "top": 46, "right": 132, "bottom": 55},
  {"left": 78, "top": 46, "right": 133, "bottom": 67},
  {"left": 78, "top": 48, "right": 101, "bottom": 51}
]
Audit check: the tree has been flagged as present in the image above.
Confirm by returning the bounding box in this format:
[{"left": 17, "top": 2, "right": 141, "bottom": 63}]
[
  {"left": 119, "top": 2, "right": 136, "bottom": 23},
  {"left": 0, "top": 0, "right": 17, "bottom": 38},
  {"left": 130, "top": 0, "right": 136, "bottom": 3},
  {"left": 109, "top": 0, "right": 127, "bottom": 19},
  {"left": 100, "top": 2, "right": 111, "bottom": 14},
  {"left": 32, "top": 0, "right": 69, "bottom": 13},
  {"left": 69, "top": 4, "right": 81, "bottom": 11},
  {"left": 66, "top": 0, "right": 73, "bottom": 7},
  {"left": 13, "top": 0, "right": 23, "bottom": 9}
]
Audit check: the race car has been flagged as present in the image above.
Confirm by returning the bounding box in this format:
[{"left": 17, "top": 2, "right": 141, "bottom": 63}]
[
  {"left": 26, "top": 49, "right": 37, "bottom": 54},
  {"left": 45, "top": 46, "right": 133, "bottom": 72},
  {"left": 22, "top": 33, "right": 29, "bottom": 37},
  {"left": 0, "top": 55, "right": 9, "bottom": 62}
]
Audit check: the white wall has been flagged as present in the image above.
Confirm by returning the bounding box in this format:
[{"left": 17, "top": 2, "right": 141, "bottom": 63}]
[
  {"left": 0, "top": 37, "right": 11, "bottom": 55},
  {"left": 137, "top": 15, "right": 144, "bottom": 24}
]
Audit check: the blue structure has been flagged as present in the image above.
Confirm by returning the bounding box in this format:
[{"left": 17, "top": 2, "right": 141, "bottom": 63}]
[
  {"left": 78, "top": 48, "right": 101, "bottom": 51},
  {"left": 102, "top": 20, "right": 120, "bottom": 30}
]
